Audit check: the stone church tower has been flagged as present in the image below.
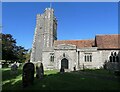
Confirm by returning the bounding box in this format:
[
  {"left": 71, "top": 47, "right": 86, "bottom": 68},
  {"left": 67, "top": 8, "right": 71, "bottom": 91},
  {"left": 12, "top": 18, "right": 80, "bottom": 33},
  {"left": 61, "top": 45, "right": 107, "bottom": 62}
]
[{"left": 30, "top": 8, "right": 57, "bottom": 63}]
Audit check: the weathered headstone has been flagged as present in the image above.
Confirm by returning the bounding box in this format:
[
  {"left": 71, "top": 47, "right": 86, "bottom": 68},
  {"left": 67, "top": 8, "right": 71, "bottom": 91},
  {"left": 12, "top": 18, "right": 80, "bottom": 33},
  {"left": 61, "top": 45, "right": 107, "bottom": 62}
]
[
  {"left": 36, "top": 65, "right": 39, "bottom": 79},
  {"left": 11, "top": 62, "right": 18, "bottom": 75},
  {"left": 22, "top": 60, "right": 35, "bottom": 88},
  {"left": 39, "top": 63, "right": 44, "bottom": 79},
  {"left": 36, "top": 62, "right": 44, "bottom": 79}
]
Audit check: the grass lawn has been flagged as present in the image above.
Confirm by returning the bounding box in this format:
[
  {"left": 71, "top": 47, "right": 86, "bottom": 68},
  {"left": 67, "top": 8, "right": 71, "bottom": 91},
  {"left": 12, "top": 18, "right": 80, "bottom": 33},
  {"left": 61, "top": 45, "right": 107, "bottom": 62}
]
[{"left": 2, "top": 68, "right": 120, "bottom": 90}]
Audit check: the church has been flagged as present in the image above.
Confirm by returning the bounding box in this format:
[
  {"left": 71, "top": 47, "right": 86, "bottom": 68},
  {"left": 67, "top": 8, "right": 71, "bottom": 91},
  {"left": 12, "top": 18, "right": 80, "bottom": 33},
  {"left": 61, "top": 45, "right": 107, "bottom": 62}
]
[{"left": 30, "top": 8, "right": 120, "bottom": 71}]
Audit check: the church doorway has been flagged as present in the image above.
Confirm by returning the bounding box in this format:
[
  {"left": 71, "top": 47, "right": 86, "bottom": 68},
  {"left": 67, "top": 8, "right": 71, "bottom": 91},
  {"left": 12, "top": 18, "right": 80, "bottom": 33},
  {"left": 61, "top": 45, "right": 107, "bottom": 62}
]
[{"left": 61, "top": 58, "right": 68, "bottom": 69}]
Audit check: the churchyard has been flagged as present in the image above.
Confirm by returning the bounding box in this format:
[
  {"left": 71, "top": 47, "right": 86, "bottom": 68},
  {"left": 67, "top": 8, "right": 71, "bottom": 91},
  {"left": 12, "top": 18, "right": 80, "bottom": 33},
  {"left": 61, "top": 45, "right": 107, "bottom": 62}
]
[{"left": 2, "top": 65, "right": 120, "bottom": 90}]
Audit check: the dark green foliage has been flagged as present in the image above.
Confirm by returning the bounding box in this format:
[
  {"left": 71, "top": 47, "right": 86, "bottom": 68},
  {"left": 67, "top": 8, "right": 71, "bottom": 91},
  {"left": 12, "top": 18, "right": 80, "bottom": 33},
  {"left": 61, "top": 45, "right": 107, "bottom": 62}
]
[
  {"left": 2, "top": 34, "right": 17, "bottom": 61},
  {"left": 1, "top": 33, "right": 29, "bottom": 64}
]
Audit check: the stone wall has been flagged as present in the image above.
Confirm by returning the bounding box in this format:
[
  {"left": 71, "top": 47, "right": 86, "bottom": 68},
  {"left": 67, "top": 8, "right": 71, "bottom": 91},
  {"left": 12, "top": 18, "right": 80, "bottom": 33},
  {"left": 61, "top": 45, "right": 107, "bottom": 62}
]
[
  {"left": 42, "top": 45, "right": 120, "bottom": 71},
  {"left": 54, "top": 50, "right": 77, "bottom": 70},
  {"left": 78, "top": 47, "right": 102, "bottom": 69}
]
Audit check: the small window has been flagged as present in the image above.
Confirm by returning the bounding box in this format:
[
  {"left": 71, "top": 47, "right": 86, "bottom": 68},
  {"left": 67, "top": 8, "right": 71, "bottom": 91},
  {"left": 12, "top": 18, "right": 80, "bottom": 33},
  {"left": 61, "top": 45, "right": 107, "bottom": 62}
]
[
  {"left": 109, "top": 52, "right": 119, "bottom": 62},
  {"left": 84, "top": 53, "right": 92, "bottom": 62},
  {"left": 85, "top": 55, "right": 87, "bottom": 62},
  {"left": 50, "top": 56, "right": 54, "bottom": 62},
  {"left": 50, "top": 56, "right": 52, "bottom": 62},
  {"left": 50, "top": 53, "right": 54, "bottom": 62},
  {"left": 90, "top": 55, "right": 92, "bottom": 62},
  {"left": 87, "top": 55, "right": 89, "bottom": 62}
]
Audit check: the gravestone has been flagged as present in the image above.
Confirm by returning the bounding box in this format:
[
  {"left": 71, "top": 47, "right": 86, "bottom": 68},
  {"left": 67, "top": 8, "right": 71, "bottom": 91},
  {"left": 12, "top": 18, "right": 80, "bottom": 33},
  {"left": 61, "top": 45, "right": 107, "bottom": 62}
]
[
  {"left": 36, "top": 62, "right": 44, "bottom": 79},
  {"left": 39, "top": 63, "right": 44, "bottom": 79},
  {"left": 11, "top": 62, "right": 18, "bottom": 75},
  {"left": 22, "top": 60, "right": 35, "bottom": 88},
  {"left": 36, "top": 65, "right": 39, "bottom": 79}
]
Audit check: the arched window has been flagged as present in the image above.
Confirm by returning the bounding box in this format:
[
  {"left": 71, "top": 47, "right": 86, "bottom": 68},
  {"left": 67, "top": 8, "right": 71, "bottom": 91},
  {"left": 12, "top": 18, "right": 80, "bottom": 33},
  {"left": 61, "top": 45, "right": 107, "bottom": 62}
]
[
  {"left": 114, "top": 52, "right": 117, "bottom": 56},
  {"left": 84, "top": 53, "right": 92, "bottom": 62},
  {"left": 110, "top": 56, "right": 113, "bottom": 62},
  {"left": 90, "top": 55, "right": 92, "bottom": 62},
  {"left": 87, "top": 55, "right": 89, "bottom": 62},
  {"left": 50, "top": 56, "right": 54, "bottom": 62},
  {"left": 85, "top": 55, "right": 87, "bottom": 62},
  {"left": 111, "top": 52, "right": 113, "bottom": 56},
  {"left": 116, "top": 56, "right": 119, "bottom": 62},
  {"left": 52, "top": 56, "right": 54, "bottom": 62},
  {"left": 50, "top": 53, "right": 54, "bottom": 62},
  {"left": 50, "top": 56, "right": 52, "bottom": 62},
  {"left": 109, "top": 52, "right": 118, "bottom": 62}
]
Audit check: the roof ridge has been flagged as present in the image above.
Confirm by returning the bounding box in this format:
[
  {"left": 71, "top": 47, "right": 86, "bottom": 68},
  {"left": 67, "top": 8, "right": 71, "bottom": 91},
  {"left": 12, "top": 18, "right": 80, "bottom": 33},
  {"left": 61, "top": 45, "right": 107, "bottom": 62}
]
[
  {"left": 55, "top": 39, "right": 94, "bottom": 41},
  {"left": 96, "top": 34, "right": 119, "bottom": 36}
]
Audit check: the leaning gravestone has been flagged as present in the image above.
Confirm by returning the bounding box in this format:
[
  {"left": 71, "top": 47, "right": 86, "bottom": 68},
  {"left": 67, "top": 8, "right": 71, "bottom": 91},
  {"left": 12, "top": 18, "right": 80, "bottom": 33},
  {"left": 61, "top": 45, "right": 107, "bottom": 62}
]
[{"left": 22, "top": 61, "right": 35, "bottom": 88}]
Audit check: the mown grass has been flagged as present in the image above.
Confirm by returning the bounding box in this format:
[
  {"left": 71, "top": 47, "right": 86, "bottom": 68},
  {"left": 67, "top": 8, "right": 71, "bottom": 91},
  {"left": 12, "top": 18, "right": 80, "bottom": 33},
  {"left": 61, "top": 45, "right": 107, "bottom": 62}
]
[
  {"left": 81, "top": 69, "right": 114, "bottom": 76},
  {"left": 2, "top": 68, "right": 120, "bottom": 90}
]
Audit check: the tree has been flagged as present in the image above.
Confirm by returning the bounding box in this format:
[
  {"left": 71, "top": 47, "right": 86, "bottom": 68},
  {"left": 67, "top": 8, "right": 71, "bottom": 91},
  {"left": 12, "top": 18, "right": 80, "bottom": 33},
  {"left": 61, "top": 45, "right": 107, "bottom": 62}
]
[
  {"left": 14, "top": 46, "right": 28, "bottom": 63},
  {"left": 2, "top": 33, "right": 17, "bottom": 61},
  {"left": 1, "top": 33, "right": 29, "bottom": 64},
  {"left": 24, "top": 49, "right": 32, "bottom": 62}
]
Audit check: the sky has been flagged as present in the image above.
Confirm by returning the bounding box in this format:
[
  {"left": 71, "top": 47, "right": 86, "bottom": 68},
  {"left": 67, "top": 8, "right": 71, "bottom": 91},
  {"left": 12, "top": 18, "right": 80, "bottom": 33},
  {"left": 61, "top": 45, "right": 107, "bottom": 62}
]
[{"left": 2, "top": 2, "right": 118, "bottom": 49}]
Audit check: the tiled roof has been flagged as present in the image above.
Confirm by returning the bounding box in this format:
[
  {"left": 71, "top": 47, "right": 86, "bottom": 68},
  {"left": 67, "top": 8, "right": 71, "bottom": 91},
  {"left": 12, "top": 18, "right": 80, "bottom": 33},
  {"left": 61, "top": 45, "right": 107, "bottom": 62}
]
[
  {"left": 54, "top": 34, "right": 120, "bottom": 49},
  {"left": 95, "top": 34, "right": 120, "bottom": 49},
  {"left": 54, "top": 40, "right": 94, "bottom": 48}
]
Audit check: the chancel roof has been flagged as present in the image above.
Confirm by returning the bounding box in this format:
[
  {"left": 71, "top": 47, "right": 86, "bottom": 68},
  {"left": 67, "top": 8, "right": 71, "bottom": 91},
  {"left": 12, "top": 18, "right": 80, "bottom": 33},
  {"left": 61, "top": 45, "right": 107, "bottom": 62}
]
[{"left": 95, "top": 34, "right": 120, "bottom": 49}]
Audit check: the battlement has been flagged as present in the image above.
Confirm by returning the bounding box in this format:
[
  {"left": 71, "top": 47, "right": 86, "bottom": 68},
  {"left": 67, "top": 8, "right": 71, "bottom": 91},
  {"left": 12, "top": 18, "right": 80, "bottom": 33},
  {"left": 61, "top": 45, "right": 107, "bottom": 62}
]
[{"left": 45, "top": 8, "right": 54, "bottom": 11}]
